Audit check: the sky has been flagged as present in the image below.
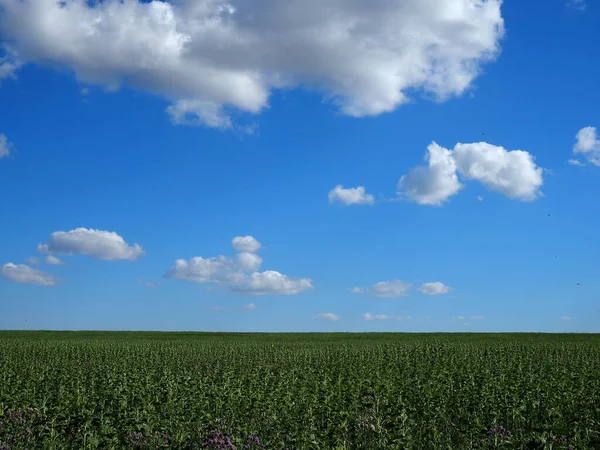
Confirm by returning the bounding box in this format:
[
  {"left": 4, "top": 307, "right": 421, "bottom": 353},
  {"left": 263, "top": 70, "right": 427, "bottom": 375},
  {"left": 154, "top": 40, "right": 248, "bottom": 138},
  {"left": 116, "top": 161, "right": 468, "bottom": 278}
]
[{"left": 0, "top": 0, "right": 599, "bottom": 332}]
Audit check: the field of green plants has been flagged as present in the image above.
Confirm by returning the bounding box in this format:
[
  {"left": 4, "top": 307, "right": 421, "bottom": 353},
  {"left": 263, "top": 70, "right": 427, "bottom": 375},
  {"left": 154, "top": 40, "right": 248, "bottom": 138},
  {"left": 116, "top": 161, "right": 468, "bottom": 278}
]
[{"left": 1, "top": 332, "right": 599, "bottom": 449}]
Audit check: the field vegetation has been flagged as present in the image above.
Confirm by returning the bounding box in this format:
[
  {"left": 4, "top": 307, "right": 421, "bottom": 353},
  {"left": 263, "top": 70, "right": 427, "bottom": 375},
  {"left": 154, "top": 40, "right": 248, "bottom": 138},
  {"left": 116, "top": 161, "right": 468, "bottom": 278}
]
[{"left": 1, "top": 332, "right": 599, "bottom": 449}]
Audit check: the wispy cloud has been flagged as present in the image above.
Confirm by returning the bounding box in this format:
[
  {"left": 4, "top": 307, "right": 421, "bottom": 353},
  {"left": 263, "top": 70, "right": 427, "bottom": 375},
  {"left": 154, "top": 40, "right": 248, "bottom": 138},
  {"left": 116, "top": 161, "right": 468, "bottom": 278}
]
[{"left": 313, "top": 313, "right": 340, "bottom": 321}]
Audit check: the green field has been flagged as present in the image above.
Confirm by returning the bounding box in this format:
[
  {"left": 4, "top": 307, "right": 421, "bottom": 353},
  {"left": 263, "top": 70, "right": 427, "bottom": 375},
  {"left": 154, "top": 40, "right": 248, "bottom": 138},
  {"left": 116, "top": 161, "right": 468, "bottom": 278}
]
[{"left": 1, "top": 332, "right": 599, "bottom": 449}]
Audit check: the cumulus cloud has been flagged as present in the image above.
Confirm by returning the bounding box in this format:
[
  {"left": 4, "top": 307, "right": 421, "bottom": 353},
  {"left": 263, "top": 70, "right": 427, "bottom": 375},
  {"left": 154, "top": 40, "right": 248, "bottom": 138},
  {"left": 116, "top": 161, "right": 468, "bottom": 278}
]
[
  {"left": 243, "top": 302, "right": 257, "bottom": 311},
  {"left": 0, "top": 133, "right": 13, "bottom": 159},
  {"left": 165, "top": 236, "right": 312, "bottom": 295},
  {"left": 573, "top": 126, "right": 600, "bottom": 166},
  {"left": 419, "top": 282, "right": 452, "bottom": 296},
  {"left": 367, "top": 280, "right": 412, "bottom": 298},
  {"left": 313, "top": 313, "right": 340, "bottom": 321},
  {"left": 37, "top": 228, "right": 145, "bottom": 261},
  {"left": 398, "top": 141, "right": 544, "bottom": 205},
  {"left": 0, "top": 0, "right": 504, "bottom": 128},
  {"left": 397, "top": 143, "right": 463, "bottom": 206},
  {"left": 349, "top": 287, "right": 363, "bottom": 294},
  {"left": 231, "top": 236, "right": 262, "bottom": 253},
  {"left": 328, "top": 185, "right": 374, "bottom": 206},
  {"left": 364, "top": 313, "right": 411, "bottom": 320},
  {"left": 25, "top": 257, "right": 39, "bottom": 265},
  {"left": 44, "top": 255, "right": 64, "bottom": 265},
  {"left": 1, "top": 262, "right": 59, "bottom": 286}
]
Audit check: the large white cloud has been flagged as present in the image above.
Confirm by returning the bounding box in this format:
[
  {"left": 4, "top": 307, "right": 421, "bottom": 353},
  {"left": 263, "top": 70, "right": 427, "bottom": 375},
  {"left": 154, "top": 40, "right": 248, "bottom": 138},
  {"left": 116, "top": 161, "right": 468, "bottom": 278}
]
[
  {"left": 37, "top": 228, "right": 145, "bottom": 261},
  {"left": 0, "top": 0, "right": 504, "bottom": 128},
  {"left": 573, "top": 126, "right": 600, "bottom": 166},
  {"left": 1, "top": 262, "right": 59, "bottom": 286},
  {"left": 419, "top": 281, "right": 452, "bottom": 295},
  {"left": 165, "top": 235, "right": 313, "bottom": 295},
  {"left": 0, "top": 133, "right": 13, "bottom": 158},
  {"left": 328, "top": 185, "right": 374, "bottom": 206},
  {"left": 398, "top": 141, "right": 544, "bottom": 205}
]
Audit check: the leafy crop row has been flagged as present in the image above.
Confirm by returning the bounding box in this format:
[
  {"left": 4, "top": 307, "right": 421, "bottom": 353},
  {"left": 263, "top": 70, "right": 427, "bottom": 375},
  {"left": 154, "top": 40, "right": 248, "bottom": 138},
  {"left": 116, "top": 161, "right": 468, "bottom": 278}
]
[{"left": 1, "top": 332, "right": 599, "bottom": 449}]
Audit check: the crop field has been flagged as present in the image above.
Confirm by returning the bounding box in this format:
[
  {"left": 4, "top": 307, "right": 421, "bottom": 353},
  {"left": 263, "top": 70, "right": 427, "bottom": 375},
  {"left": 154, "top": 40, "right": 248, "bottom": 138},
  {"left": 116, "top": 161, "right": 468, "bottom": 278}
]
[{"left": 1, "top": 332, "right": 600, "bottom": 450}]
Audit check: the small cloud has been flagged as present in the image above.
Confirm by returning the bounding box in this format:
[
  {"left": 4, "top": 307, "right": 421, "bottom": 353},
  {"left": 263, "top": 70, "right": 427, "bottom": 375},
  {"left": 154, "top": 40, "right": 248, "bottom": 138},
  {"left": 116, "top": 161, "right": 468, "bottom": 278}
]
[
  {"left": 231, "top": 235, "right": 262, "bottom": 253},
  {"left": 567, "top": 159, "right": 584, "bottom": 166},
  {"left": 38, "top": 228, "right": 145, "bottom": 261},
  {"left": 469, "top": 315, "right": 484, "bottom": 320},
  {"left": 455, "top": 315, "right": 466, "bottom": 320},
  {"left": 1, "top": 263, "right": 60, "bottom": 286},
  {"left": 25, "top": 257, "right": 39, "bottom": 265},
  {"left": 243, "top": 303, "right": 257, "bottom": 311},
  {"left": 81, "top": 87, "right": 90, "bottom": 96},
  {"left": 561, "top": 316, "right": 572, "bottom": 321},
  {"left": 45, "top": 255, "right": 64, "bottom": 265},
  {"left": 348, "top": 286, "right": 363, "bottom": 294},
  {"left": 477, "top": 195, "right": 484, "bottom": 201},
  {"left": 136, "top": 279, "right": 158, "bottom": 288},
  {"left": 418, "top": 282, "right": 452, "bottom": 296},
  {"left": 364, "top": 312, "right": 410, "bottom": 321},
  {"left": 368, "top": 280, "right": 412, "bottom": 298},
  {"left": 573, "top": 126, "right": 600, "bottom": 166},
  {"left": 313, "top": 313, "right": 340, "bottom": 321},
  {"left": 328, "top": 185, "right": 375, "bottom": 206},
  {"left": 0, "top": 133, "right": 14, "bottom": 159}
]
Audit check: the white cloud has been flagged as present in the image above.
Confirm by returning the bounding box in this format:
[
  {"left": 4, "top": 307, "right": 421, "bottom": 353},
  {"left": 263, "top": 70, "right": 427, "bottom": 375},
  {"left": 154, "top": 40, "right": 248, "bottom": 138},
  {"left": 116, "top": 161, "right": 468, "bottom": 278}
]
[
  {"left": 0, "top": 0, "right": 504, "bottom": 128},
  {"left": 573, "top": 126, "right": 600, "bottom": 166},
  {"left": 477, "top": 195, "right": 484, "bottom": 201},
  {"left": 455, "top": 315, "right": 483, "bottom": 320},
  {"left": 328, "top": 185, "right": 374, "bottom": 206},
  {"left": 37, "top": 228, "right": 145, "bottom": 261},
  {"left": 243, "top": 302, "right": 257, "bottom": 311},
  {"left": 452, "top": 142, "right": 544, "bottom": 200},
  {"left": 313, "top": 313, "right": 340, "bottom": 321},
  {"left": 1, "top": 262, "right": 59, "bottom": 286},
  {"left": 397, "top": 143, "right": 462, "bottom": 206},
  {"left": 44, "top": 255, "right": 64, "bottom": 265},
  {"left": 364, "top": 312, "right": 410, "bottom": 320},
  {"left": 419, "top": 281, "right": 452, "bottom": 296},
  {"left": 567, "top": 159, "right": 584, "bottom": 166},
  {"left": 165, "top": 236, "right": 312, "bottom": 296},
  {"left": 0, "top": 133, "right": 13, "bottom": 159},
  {"left": 25, "top": 257, "right": 39, "bottom": 265},
  {"left": 231, "top": 236, "right": 262, "bottom": 253},
  {"left": 349, "top": 287, "right": 363, "bottom": 294},
  {"left": 398, "top": 141, "right": 544, "bottom": 205},
  {"left": 561, "top": 316, "right": 571, "bottom": 321},
  {"left": 368, "top": 280, "right": 412, "bottom": 298}
]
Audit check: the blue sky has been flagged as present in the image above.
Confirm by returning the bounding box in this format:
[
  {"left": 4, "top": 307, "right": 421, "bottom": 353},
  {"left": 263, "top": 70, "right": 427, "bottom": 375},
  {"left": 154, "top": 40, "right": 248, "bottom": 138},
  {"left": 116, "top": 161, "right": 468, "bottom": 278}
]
[{"left": 0, "top": 0, "right": 599, "bottom": 332}]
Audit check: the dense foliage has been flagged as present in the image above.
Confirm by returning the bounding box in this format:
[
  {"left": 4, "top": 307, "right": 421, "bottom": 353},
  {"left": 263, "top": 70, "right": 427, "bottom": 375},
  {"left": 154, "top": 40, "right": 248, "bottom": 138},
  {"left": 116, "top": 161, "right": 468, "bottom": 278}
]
[{"left": 1, "top": 332, "right": 599, "bottom": 449}]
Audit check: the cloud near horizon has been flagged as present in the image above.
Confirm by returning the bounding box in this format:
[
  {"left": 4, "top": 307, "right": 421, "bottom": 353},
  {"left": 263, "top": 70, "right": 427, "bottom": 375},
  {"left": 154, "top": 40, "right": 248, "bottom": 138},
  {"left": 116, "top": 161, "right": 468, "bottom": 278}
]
[
  {"left": 165, "top": 236, "right": 313, "bottom": 295},
  {"left": 0, "top": 0, "right": 504, "bottom": 128},
  {"left": 1, "top": 263, "right": 59, "bottom": 286}
]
